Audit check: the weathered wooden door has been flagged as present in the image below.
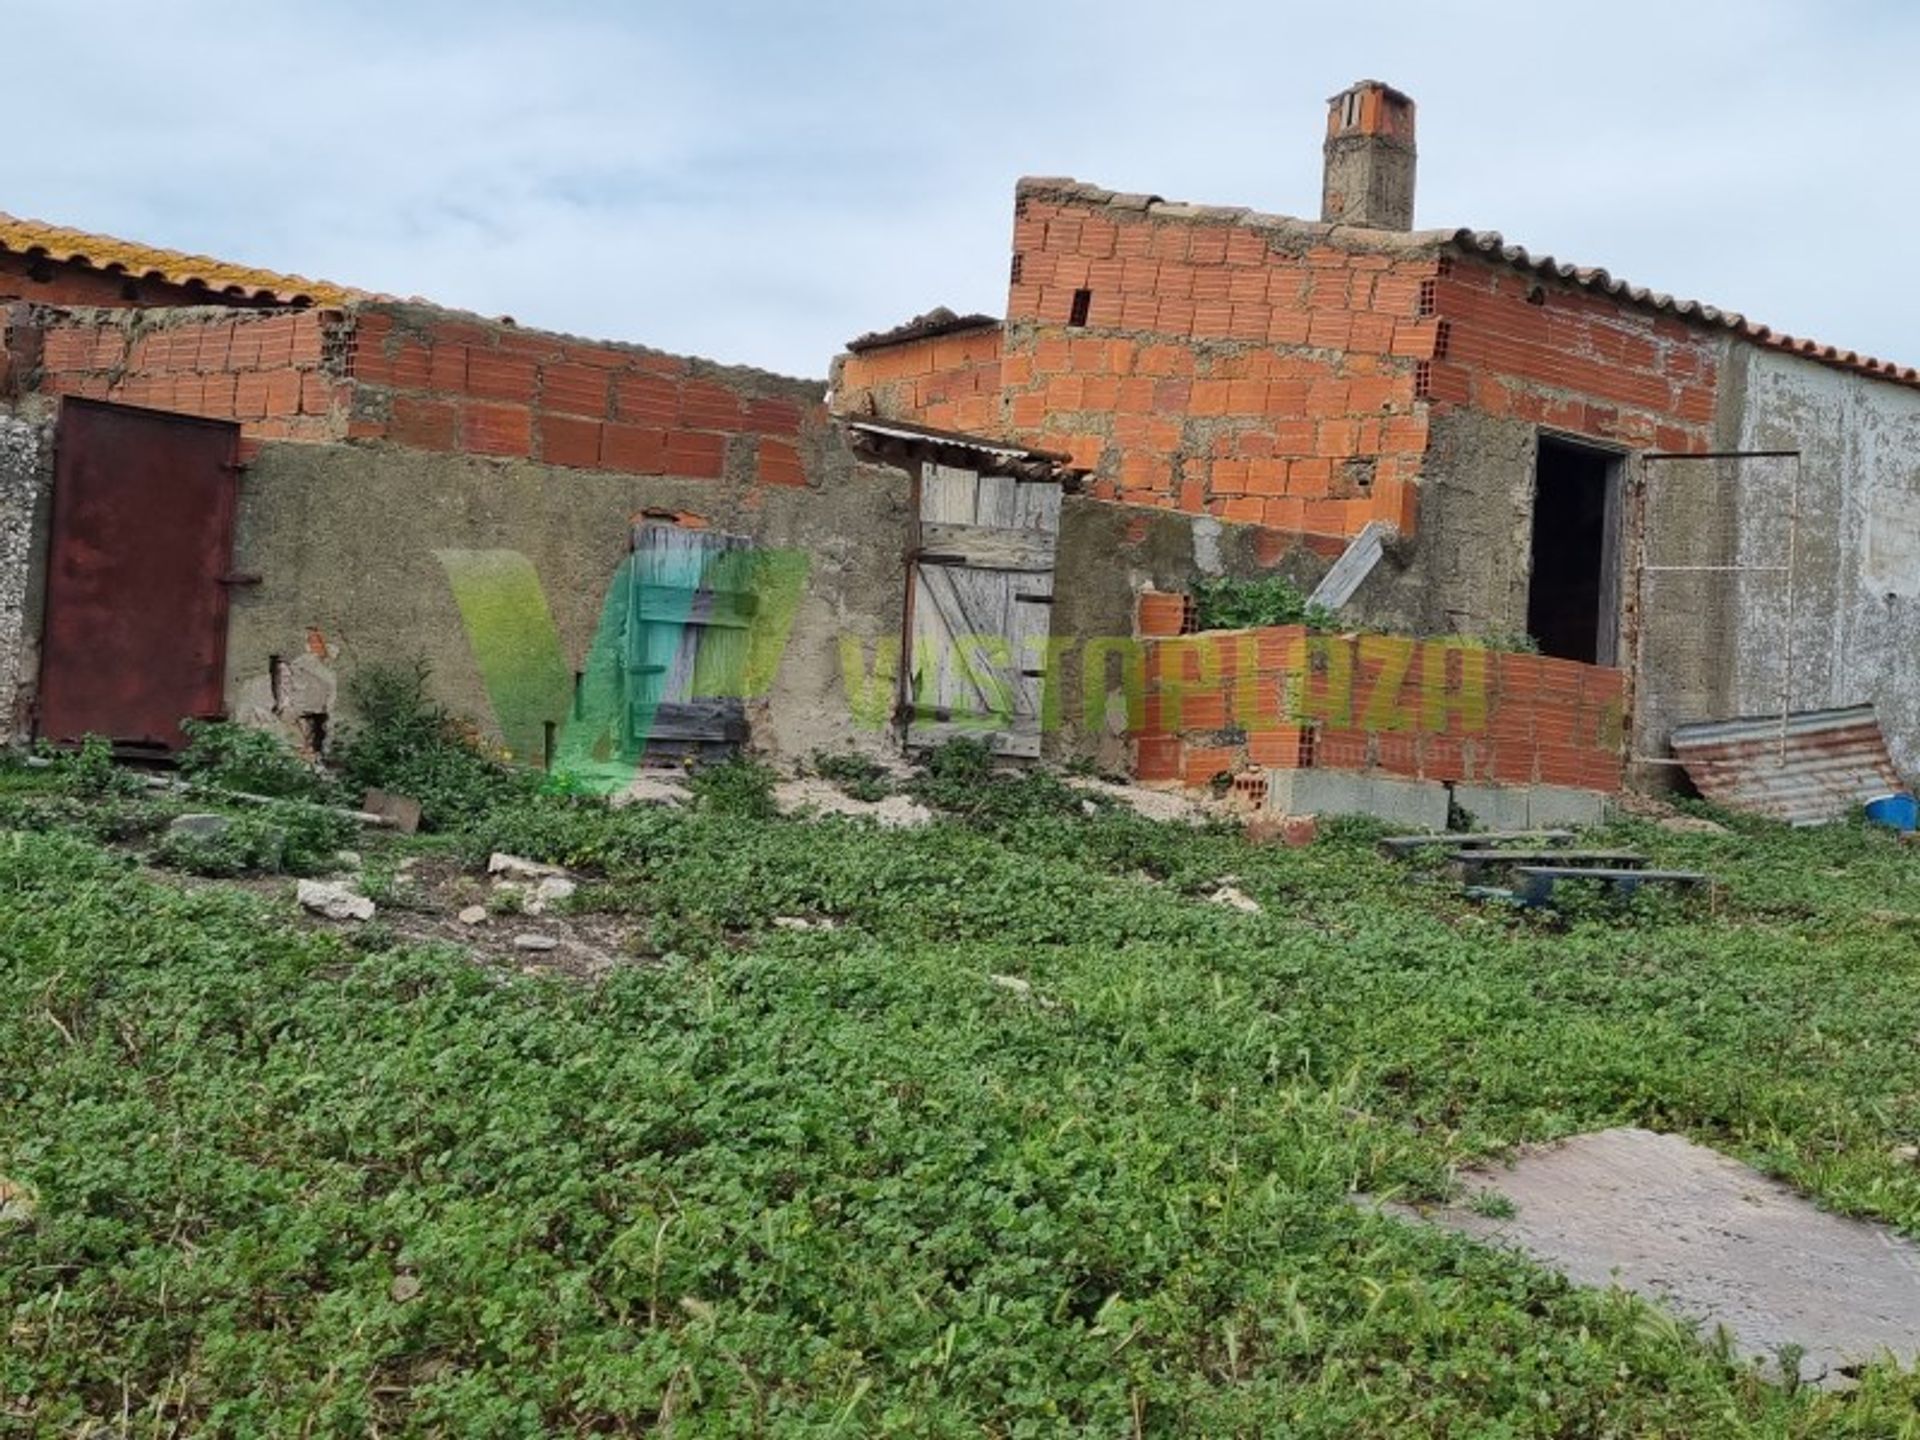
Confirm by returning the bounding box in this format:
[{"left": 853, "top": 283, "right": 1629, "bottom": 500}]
[
  {"left": 906, "top": 463, "right": 1062, "bottom": 757},
  {"left": 39, "top": 399, "right": 241, "bottom": 752},
  {"left": 625, "top": 523, "right": 753, "bottom": 763}
]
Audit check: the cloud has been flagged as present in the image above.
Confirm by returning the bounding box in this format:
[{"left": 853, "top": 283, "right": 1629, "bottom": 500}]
[{"left": 8, "top": 0, "right": 1916, "bottom": 375}]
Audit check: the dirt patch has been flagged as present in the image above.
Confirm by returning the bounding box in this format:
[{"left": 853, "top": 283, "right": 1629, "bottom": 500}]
[
  {"left": 773, "top": 778, "right": 933, "bottom": 828},
  {"left": 1379, "top": 1127, "right": 1920, "bottom": 1388}
]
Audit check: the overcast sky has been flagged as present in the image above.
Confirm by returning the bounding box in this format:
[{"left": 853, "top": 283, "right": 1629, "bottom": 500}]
[{"left": 9, "top": 2, "right": 1912, "bottom": 379}]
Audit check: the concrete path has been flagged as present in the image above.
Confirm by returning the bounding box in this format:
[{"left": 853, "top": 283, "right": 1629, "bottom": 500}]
[{"left": 1388, "top": 1127, "right": 1920, "bottom": 1387}]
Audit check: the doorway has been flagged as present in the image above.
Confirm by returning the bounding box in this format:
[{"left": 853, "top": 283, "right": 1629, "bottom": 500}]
[
  {"left": 38, "top": 399, "right": 241, "bottom": 752},
  {"left": 1526, "top": 436, "right": 1622, "bottom": 665}
]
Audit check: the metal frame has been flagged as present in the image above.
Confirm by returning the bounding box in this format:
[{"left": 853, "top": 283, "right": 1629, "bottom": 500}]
[{"left": 1626, "top": 448, "right": 1803, "bottom": 768}]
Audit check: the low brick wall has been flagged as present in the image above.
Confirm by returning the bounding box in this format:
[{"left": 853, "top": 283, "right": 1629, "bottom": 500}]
[{"left": 1133, "top": 612, "right": 1625, "bottom": 795}]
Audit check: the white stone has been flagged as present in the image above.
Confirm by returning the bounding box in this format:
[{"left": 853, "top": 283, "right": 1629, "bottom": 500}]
[
  {"left": 457, "top": 905, "right": 488, "bottom": 926},
  {"left": 513, "top": 933, "right": 560, "bottom": 952},
  {"left": 488, "top": 852, "right": 569, "bottom": 881},
  {"left": 296, "top": 879, "right": 375, "bottom": 922},
  {"left": 1208, "top": 885, "right": 1262, "bottom": 914}
]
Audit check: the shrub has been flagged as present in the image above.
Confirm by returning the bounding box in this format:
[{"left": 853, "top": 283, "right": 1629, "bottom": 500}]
[
  {"left": 41, "top": 735, "right": 145, "bottom": 799},
  {"left": 178, "top": 719, "right": 339, "bottom": 802},
  {"left": 686, "top": 756, "right": 779, "bottom": 818},
  {"left": 150, "top": 801, "right": 355, "bottom": 878},
  {"left": 1190, "top": 574, "right": 1336, "bottom": 633},
  {"left": 332, "top": 662, "right": 536, "bottom": 830}
]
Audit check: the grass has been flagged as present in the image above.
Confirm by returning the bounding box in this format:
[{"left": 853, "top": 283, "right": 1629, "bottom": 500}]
[{"left": 7, "top": 759, "right": 1920, "bottom": 1433}]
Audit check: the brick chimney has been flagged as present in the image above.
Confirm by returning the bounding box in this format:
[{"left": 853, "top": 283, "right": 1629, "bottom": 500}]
[{"left": 1321, "top": 80, "right": 1417, "bottom": 231}]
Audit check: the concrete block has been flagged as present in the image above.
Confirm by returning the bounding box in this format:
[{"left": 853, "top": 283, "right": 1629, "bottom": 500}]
[
  {"left": 1266, "top": 768, "right": 1448, "bottom": 830},
  {"left": 1451, "top": 782, "right": 1611, "bottom": 832},
  {"left": 1452, "top": 783, "right": 1530, "bottom": 832},
  {"left": 1525, "top": 785, "right": 1613, "bottom": 830}
]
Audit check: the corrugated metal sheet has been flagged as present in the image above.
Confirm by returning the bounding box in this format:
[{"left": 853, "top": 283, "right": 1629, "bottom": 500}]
[{"left": 1669, "top": 705, "right": 1902, "bottom": 825}]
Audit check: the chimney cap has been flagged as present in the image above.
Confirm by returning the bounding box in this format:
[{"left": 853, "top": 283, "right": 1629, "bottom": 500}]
[
  {"left": 1326, "top": 80, "right": 1416, "bottom": 143},
  {"left": 1327, "top": 78, "right": 1415, "bottom": 108}
]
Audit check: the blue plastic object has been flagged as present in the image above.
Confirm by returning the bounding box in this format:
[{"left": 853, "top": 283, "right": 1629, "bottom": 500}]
[{"left": 1865, "top": 793, "right": 1918, "bottom": 832}]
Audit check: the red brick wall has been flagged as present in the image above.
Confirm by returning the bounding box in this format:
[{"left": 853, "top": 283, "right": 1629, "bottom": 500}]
[
  {"left": 25, "top": 302, "right": 826, "bottom": 488},
  {"left": 835, "top": 326, "right": 1003, "bottom": 434},
  {"left": 1001, "top": 184, "right": 1440, "bottom": 537},
  {"left": 1429, "top": 257, "right": 1719, "bottom": 450},
  {"left": 345, "top": 307, "right": 818, "bottom": 486},
  {"left": 1133, "top": 616, "right": 1624, "bottom": 794},
  {"left": 35, "top": 309, "right": 349, "bottom": 441}
]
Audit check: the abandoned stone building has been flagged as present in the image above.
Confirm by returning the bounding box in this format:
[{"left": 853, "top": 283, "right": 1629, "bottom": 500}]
[{"left": 1, "top": 80, "right": 1915, "bottom": 824}]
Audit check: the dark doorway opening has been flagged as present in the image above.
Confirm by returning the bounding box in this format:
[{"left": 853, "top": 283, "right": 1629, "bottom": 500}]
[{"left": 1526, "top": 437, "right": 1621, "bottom": 665}]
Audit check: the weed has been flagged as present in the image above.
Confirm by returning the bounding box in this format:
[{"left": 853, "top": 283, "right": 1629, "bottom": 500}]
[
  {"left": 1190, "top": 573, "right": 1337, "bottom": 633},
  {"left": 149, "top": 800, "right": 354, "bottom": 877},
  {"left": 685, "top": 755, "right": 779, "bottom": 818},
  {"left": 178, "top": 718, "right": 339, "bottom": 802},
  {"left": 1466, "top": 1189, "right": 1518, "bottom": 1220},
  {"left": 333, "top": 661, "right": 537, "bottom": 829},
  {"left": 40, "top": 734, "right": 144, "bottom": 798},
  {"left": 810, "top": 749, "right": 896, "bottom": 803}
]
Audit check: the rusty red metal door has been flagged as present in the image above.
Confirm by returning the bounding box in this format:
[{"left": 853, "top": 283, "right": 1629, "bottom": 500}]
[{"left": 38, "top": 398, "right": 241, "bottom": 751}]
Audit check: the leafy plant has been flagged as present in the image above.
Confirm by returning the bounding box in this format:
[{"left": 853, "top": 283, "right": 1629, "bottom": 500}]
[
  {"left": 178, "top": 718, "right": 339, "bottom": 802},
  {"left": 810, "top": 750, "right": 896, "bottom": 803},
  {"left": 1190, "top": 574, "right": 1337, "bottom": 633},
  {"left": 149, "top": 800, "right": 354, "bottom": 877},
  {"left": 40, "top": 734, "right": 144, "bottom": 798},
  {"left": 685, "top": 755, "right": 779, "bottom": 818},
  {"left": 332, "top": 661, "right": 537, "bottom": 830}
]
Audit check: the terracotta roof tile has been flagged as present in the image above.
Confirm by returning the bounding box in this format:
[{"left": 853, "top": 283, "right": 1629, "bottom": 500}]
[{"left": 0, "top": 211, "right": 363, "bottom": 307}]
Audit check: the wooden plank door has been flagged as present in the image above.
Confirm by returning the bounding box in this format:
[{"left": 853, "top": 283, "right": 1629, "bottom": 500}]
[
  {"left": 625, "top": 523, "right": 753, "bottom": 764},
  {"left": 906, "top": 464, "right": 1061, "bottom": 757},
  {"left": 38, "top": 399, "right": 241, "bottom": 752}
]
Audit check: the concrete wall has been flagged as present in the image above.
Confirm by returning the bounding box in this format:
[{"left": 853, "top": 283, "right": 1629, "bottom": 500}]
[
  {"left": 1700, "top": 343, "right": 1920, "bottom": 775},
  {"left": 0, "top": 412, "right": 49, "bottom": 742},
  {"left": 224, "top": 436, "right": 916, "bottom": 767}
]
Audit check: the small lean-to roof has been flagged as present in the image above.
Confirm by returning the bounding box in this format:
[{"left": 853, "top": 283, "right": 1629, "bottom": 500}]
[
  {"left": 846, "top": 306, "right": 1000, "bottom": 354},
  {"left": 1021, "top": 177, "right": 1920, "bottom": 392},
  {"left": 844, "top": 415, "right": 1077, "bottom": 483},
  {"left": 0, "top": 211, "right": 363, "bottom": 307}
]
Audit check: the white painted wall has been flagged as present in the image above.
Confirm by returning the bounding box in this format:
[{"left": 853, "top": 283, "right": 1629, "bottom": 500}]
[{"left": 1726, "top": 346, "right": 1920, "bottom": 775}]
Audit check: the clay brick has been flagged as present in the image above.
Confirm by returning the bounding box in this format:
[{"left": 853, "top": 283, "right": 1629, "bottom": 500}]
[
  {"left": 460, "top": 401, "right": 533, "bottom": 457},
  {"left": 387, "top": 395, "right": 458, "bottom": 450},
  {"left": 263, "top": 368, "right": 302, "bottom": 416},
  {"left": 681, "top": 379, "right": 743, "bottom": 429},
  {"left": 757, "top": 437, "right": 807, "bottom": 487},
  {"left": 1139, "top": 590, "right": 1190, "bottom": 638},
  {"left": 665, "top": 429, "right": 726, "bottom": 479},
  {"left": 1183, "top": 744, "right": 1238, "bottom": 787},
  {"left": 541, "top": 361, "right": 610, "bottom": 417},
  {"left": 466, "top": 351, "right": 537, "bottom": 404},
  {"left": 601, "top": 423, "right": 667, "bottom": 473},
  {"left": 538, "top": 412, "right": 603, "bottom": 468},
  {"left": 615, "top": 372, "right": 680, "bottom": 426},
  {"left": 1135, "top": 735, "right": 1182, "bottom": 783}
]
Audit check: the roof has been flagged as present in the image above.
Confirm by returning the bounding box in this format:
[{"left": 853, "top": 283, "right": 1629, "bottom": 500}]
[
  {"left": 0, "top": 211, "right": 362, "bottom": 308},
  {"left": 1021, "top": 177, "right": 1920, "bottom": 391},
  {"left": 846, "top": 306, "right": 1000, "bottom": 354},
  {"left": 844, "top": 415, "right": 1077, "bottom": 483}
]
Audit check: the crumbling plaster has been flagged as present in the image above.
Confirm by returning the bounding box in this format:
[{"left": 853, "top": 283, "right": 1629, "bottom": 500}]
[{"left": 1714, "top": 342, "right": 1920, "bottom": 776}]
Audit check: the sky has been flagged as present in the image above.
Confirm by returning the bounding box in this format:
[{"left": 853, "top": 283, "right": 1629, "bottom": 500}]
[{"left": 8, "top": 1, "right": 1914, "bottom": 379}]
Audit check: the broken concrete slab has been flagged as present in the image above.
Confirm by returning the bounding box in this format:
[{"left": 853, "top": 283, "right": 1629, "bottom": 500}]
[
  {"left": 167, "top": 813, "right": 231, "bottom": 841},
  {"left": 1383, "top": 1127, "right": 1920, "bottom": 1388},
  {"left": 773, "top": 779, "right": 933, "bottom": 829},
  {"left": 362, "top": 789, "right": 422, "bottom": 835}
]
